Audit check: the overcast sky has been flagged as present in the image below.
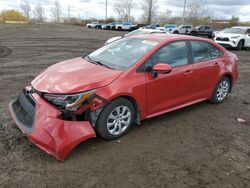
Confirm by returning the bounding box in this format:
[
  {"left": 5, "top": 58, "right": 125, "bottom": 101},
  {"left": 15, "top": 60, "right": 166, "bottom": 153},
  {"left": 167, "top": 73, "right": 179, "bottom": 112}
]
[{"left": 0, "top": 0, "right": 250, "bottom": 22}]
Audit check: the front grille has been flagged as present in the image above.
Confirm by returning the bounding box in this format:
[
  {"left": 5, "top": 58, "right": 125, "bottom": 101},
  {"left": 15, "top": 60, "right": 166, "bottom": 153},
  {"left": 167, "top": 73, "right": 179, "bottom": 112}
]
[
  {"left": 12, "top": 89, "right": 36, "bottom": 128},
  {"left": 216, "top": 37, "right": 230, "bottom": 41},
  {"left": 218, "top": 43, "right": 232, "bottom": 49}
]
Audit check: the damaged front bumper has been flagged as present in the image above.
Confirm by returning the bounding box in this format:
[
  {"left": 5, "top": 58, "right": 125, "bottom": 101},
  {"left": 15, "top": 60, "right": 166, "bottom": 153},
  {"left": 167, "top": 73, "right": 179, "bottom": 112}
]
[{"left": 9, "top": 87, "right": 98, "bottom": 161}]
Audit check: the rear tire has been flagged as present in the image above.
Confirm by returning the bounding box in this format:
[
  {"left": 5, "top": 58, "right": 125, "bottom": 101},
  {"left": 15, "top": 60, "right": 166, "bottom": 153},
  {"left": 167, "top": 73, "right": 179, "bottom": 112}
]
[
  {"left": 173, "top": 30, "right": 179, "bottom": 34},
  {"left": 95, "top": 98, "right": 134, "bottom": 140},
  {"left": 210, "top": 77, "right": 231, "bottom": 104}
]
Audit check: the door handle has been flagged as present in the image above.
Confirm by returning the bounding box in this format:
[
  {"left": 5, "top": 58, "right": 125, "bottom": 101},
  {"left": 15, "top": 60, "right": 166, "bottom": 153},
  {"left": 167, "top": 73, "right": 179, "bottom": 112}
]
[{"left": 184, "top": 70, "right": 193, "bottom": 75}]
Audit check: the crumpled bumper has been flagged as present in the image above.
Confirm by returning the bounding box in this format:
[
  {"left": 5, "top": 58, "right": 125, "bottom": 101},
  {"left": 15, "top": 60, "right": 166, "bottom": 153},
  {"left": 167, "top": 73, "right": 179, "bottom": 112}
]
[{"left": 9, "top": 88, "right": 96, "bottom": 161}]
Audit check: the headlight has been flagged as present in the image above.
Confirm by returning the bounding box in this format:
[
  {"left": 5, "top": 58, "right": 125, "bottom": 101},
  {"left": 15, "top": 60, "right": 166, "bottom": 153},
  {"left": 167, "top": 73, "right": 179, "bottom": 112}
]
[
  {"left": 231, "top": 36, "right": 241, "bottom": 39},
  {"left": 44, "top": 89, "right": 96, "bottom": 111}
]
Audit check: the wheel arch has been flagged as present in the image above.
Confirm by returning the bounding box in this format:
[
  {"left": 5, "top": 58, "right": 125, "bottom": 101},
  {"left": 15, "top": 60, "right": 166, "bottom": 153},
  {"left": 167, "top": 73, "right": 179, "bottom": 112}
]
[
  {"left": 238, "top": 39, "right": 245, "bottom": 46},
  {"left": 107, "top": 95, "right": 141, "bottom": 125}
]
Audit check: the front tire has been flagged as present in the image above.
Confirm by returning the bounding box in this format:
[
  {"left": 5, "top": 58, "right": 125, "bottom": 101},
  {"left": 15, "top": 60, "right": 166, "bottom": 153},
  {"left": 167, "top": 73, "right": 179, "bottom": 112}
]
[
  {"left": 191, "top": 31, "right": 196, "bottom": 36},
  {"left": 210, "top": 77, "right": 231, "bottom": 104},
  {"left": 237, "top": 40, "right": 244, "bottom": 51},
  {"left": 95, "top": 98, "right": 134, "bottom": 140}
]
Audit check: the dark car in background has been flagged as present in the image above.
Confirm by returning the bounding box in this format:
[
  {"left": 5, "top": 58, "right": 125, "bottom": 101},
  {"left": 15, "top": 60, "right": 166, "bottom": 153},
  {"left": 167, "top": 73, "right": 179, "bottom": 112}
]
[
  {"left": 132, "top": 24, "right": 148, "bottom": 30},
  {"left": 190, "top": 25, "right": 213, "bottom": 38}
]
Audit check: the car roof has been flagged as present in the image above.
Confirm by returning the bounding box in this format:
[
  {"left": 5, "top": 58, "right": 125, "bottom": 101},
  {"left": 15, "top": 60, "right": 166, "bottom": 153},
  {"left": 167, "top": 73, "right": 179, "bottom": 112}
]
[
  {"left": 139, "top": 28, "right": 164, "bottom": 32},
  {"left": 128, "top": 34, "right": 212, "bottom": 43}
]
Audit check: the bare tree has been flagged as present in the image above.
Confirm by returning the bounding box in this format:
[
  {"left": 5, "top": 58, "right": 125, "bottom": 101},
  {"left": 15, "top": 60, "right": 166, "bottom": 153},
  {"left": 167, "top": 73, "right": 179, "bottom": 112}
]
[
  {"left": 186, "top": 0, "right": 212, "bottom": 25},
  {"left": 140, "top": 0, "right": 158, "bottom": 24},
  {"left": 20, "top": 0, "right": 31, "bottom": 21},
  {"left": 50, "top": 0, "right": 61, "bottom": 23},
  {"left": 155, "top": 9, "right": 172, "bottom": 25},
  {"left": 113, "top": 0, "right": 133, "bottom": 22},
  {"left": 33, "top": 4, "right": 45, "bottom": 22}
]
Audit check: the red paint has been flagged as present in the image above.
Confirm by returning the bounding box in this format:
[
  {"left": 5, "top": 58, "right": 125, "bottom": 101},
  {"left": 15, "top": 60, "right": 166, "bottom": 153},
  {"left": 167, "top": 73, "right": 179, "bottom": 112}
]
[
  {"left": 31, "top": 57, "right": 123, "bottom": 94},
  {"left": 9, "top": 35, "right": 238, "bottom": 160}
]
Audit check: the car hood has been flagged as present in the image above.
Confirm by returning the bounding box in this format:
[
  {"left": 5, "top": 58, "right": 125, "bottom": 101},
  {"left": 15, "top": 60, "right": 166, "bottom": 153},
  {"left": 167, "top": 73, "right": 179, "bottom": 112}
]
[
  {"left": 32, "top": 57, "right": 123, "bottom": 94},
  {"left": 216, "top": 33, "right": 244, "bottom": 38}
]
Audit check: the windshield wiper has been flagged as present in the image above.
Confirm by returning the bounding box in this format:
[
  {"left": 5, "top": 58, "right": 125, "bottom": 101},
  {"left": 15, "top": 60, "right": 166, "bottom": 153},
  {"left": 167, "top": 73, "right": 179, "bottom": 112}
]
[{"left": 85, "top": 55, "right": 114, "bottom": 69}]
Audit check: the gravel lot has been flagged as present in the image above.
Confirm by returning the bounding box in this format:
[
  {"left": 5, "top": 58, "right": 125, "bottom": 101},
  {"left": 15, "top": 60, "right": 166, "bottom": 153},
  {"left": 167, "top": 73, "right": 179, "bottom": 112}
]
[{"left": 0, "top": 24, "right": 249, "bottom": 187}]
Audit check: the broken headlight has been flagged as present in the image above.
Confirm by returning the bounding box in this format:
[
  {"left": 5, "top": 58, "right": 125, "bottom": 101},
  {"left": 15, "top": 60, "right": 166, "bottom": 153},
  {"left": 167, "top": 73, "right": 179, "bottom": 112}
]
[{"left": 43, "top": 90, "right": 96, "bottom": 111}]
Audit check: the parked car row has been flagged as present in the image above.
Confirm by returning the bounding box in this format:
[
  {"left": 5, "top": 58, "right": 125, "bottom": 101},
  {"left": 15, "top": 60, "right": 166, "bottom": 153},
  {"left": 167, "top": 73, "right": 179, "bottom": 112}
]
[
  {"left": 87, "top": 22, "right": 138, "bottom": 31},
  {"left": 87, "top": 22, "right": 213, "bottom": 38},
  {"left": 87, "top": 21, "right": 250, "bottom": 50}
]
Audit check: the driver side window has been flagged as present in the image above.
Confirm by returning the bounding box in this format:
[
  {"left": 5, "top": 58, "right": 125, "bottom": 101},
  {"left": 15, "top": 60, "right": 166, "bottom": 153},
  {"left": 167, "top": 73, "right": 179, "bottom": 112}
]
[{"left": 147, "top": 41, "right": 189, "bottom": 68}]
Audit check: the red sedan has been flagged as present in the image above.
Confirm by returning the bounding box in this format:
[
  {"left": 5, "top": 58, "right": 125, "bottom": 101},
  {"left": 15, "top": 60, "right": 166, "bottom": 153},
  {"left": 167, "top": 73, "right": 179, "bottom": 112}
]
[{"left": 9, "top": 34, "right": 238, "bottom": 161}]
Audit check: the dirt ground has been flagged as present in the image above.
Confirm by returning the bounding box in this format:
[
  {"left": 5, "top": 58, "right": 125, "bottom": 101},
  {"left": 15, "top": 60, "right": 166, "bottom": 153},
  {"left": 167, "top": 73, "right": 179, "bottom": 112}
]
[{"left": 0, "top": 24, "right": 249, "bottom": 187}]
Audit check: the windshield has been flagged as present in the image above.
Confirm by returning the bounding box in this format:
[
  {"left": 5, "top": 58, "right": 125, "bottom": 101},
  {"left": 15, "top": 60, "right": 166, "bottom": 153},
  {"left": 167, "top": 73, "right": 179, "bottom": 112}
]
[
  {"left": 224, "top": 28, "right": 247, "bottom": 34},
  {"left": 88, "top": 38, "right": 158, "bottom": 70}
]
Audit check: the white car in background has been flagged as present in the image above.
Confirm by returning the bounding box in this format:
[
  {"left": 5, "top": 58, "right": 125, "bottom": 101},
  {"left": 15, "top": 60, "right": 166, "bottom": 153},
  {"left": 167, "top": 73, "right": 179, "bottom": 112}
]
[
  {"left": 214, "top": 27, "right": 250, "bottom": 50},
  {"left": 105, "top": 28, "right": 167, "bottom": 45},
  {"left": 156, "top": 24, "right": 177, "bottom": 32},
  {"left": 102, "top": 24, "right": 107, "bottom": 29},
  {"left": 171, "top": 25, "right": 193, "bottom": 34},
  {"left": 86, "top": 22, "right": 99, "bottom": 28},
  {"left": 115, "top": 22, "right": 136, "bottom": 31}
]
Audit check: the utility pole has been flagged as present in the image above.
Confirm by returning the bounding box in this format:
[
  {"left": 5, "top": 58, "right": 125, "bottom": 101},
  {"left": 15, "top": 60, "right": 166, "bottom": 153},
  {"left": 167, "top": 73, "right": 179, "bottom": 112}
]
[
  {"left": 181, "top": 0, "right": 187, "bottom": 25},
  {"left": 68, "top": 5, "right": 70, "bottom": 20},
  {"left": 105, "top": 0, "right": 108, "bottom": 23}
]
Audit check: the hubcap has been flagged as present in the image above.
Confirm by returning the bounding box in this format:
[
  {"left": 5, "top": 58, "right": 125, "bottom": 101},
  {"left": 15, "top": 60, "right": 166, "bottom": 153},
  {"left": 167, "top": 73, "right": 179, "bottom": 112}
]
[
  {"left": 106, "top": 106, "right": 131, "bottom": 136},
  {"left": 216, "top": 80, "right": 229, "bottom": 101}
]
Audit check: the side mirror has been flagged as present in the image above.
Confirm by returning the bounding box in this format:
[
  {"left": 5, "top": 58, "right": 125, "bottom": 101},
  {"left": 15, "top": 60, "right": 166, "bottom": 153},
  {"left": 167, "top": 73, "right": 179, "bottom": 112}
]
[{"left": 152, "top": 63, "right": 172, "bottom": 74}]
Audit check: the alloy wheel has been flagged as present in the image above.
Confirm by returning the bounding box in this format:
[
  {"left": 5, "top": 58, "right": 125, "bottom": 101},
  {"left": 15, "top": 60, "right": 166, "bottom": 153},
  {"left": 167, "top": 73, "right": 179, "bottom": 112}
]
[
  {"left": 216, "top": 80, "right": 229, "bottom": 101},
  {"left": 106, "top": 106, "right": 131, "bottom": 136}
]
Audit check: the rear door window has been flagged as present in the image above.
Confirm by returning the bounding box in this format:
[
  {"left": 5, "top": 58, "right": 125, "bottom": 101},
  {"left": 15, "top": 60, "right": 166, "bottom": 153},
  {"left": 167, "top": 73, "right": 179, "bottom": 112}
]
[
  {"left": 190, "top": 41, "right": 223, "bottom": 62},
  {"left": 190, "top": 41, "right": 211, "bottom": 63},
  {"left": 210, "top": 44, "right": 223, "bottom": 59}
]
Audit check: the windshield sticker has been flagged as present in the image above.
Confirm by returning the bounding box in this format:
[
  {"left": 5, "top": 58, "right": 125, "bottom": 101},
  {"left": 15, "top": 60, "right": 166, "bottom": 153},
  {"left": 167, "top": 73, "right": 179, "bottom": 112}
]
[{"left": 141, "top": 40, "right": 158, "bottom": 46}]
